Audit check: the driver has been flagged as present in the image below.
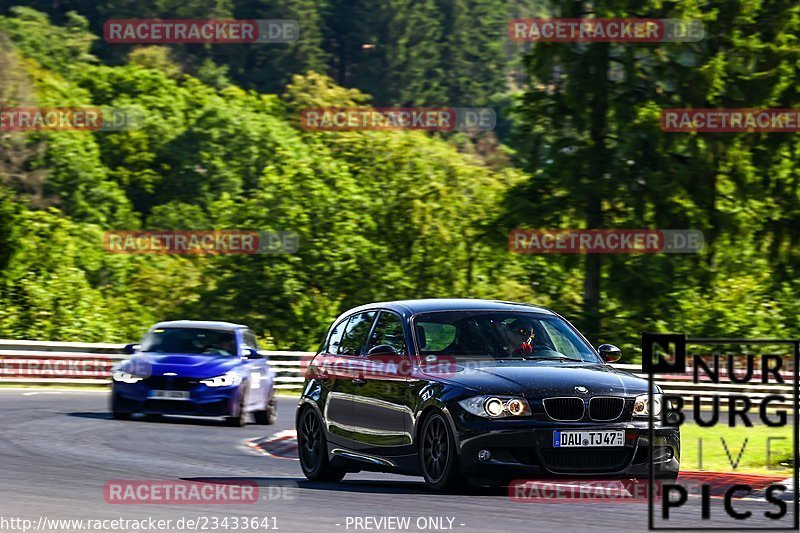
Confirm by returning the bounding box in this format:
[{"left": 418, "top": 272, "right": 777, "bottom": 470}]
[
  {"left": 218, "top": 339, "right": 235, "bottom": 356},
  {"left": 504, "top": 318, "right": 536, "bottom": 356},
  {"left": 201, "top": 338, "right": 235, "bottom": 356}
]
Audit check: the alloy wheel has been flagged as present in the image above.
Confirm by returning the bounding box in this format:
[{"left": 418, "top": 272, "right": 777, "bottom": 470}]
[
  {"left": 300, "top": 409, "right": 322, "bottom": 470},
  {"left": 422, "top": 415, "right": 449, "bottom": 482}
]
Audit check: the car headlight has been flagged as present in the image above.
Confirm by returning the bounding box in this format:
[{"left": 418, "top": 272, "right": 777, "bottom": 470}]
[
  {"left": 633, "top": 393, "right": 664, "bottom": 417},
  {"left": 458, "top": 396, "right": 532, "bottom": 418},
  {"left": 112, "top": 370, "right": 143, "bottom": 384},
  {"left": 200, "top": 371, "right": 242, "bottom": 387}
]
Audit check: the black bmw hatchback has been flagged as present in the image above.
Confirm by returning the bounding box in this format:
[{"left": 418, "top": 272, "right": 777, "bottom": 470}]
[{"left": 296, "top": 299, "right": 679, "bottom": 491}]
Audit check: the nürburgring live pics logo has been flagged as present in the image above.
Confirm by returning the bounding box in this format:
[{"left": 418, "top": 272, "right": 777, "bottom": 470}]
[{"left": 643, "top": 332, "right": 799, "bottom": 530}]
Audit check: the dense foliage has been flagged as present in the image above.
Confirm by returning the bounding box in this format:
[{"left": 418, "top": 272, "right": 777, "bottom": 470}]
[{"left": 1, "top": 3, "right": 799, "bottom": 359}]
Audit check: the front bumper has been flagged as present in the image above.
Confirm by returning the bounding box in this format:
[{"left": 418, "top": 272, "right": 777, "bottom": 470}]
[
  {"left": 451, "top": 410, "right": 680, "bottom": 481},
  {"left": 112, "top": 381, "right": 242, "bottom": 417}
]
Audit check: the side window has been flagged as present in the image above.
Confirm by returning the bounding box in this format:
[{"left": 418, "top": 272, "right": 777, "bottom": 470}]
[
  {"left": 416, "top": 322, "right": 457, "bottom": 352},
  {"left": 338, "top": 312, "right": 377, "bottom": 355},
  {"left": 325, "top": 319, "right": 348, "bottom": 354},
  {"left": 243, "top": 330, "right": 259, "bottom": 350},
  {"left": 368, "top": 312, "right": 407, "bottom": 354}
]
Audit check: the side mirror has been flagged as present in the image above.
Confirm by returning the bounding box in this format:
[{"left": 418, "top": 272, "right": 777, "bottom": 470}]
[
  {"left": 244, "top": 347, "right": 262, "bottom": 359},
  {"left": 598, "top": 344, "right": 622, "bottom": 363},
  {"left": 367, "top": 344, "right": 399, "bottom": 356},
  {"left": 123, "top": 343, "right": 140, "bottom": 355}
]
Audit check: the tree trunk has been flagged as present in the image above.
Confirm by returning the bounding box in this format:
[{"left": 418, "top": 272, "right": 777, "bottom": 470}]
[{"left": 583, "top": 42, "right": 610, "bottom": 345}]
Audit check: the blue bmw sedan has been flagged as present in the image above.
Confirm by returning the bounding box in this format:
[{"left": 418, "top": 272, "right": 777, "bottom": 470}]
[{"left": 111, "top": 320, "right": 276, "bottom": 426}]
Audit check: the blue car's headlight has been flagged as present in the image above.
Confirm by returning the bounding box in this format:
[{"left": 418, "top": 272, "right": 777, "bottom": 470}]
[
  {"left": 112, "top": 370, "right": 143, "bottom": 384},
  {"left": 200, "top": 371, "right": 242, "bottom": 387},
  {"left": 458, "top": 396, "right": 532, "bottom": 418}
]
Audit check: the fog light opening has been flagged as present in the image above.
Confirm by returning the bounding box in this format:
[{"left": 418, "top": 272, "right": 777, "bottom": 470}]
[{"left": 477, "top": 449, "right": 491, "bottom": 462}]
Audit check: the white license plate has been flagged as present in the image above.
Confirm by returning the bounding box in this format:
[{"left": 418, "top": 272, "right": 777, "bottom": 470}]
[
  {"left": 553, "top": 430, "right": 624, "bottom": 448},
  {"left": 149, "top": 390, "right": 190, "bottom": 400}
]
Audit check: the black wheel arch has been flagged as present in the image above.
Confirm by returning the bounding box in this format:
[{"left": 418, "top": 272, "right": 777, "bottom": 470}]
[{"left": 414, "top": 403, "right": 462, "bottom": 456}]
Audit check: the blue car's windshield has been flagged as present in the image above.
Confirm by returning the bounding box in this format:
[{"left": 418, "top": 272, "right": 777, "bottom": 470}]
[
  {"left": 413, "top": 311, "right": 600, "bottom": 363},
  {"left": 141, "top": 328, "right": 237, "bottom": 356}
]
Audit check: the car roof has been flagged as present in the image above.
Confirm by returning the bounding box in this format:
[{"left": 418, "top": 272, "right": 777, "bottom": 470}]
[
  {"left": 334, "top": 298, "right": 556, "bottom": 322},
  {"left": 150, "top": 320, "right": 248, "bottom": 332}
]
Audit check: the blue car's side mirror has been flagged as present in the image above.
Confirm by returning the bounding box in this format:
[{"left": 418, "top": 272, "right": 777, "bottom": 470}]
[
  {"left": 244, "top": 347, "right": 262, "bottom": 359},
  {"left": 123, "top": 343, "right": 140, "bottom": 355}
]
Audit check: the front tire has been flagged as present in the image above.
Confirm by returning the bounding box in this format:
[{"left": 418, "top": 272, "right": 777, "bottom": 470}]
[
  {"left": 111, "top": 392, "right": 131, "bottom": 420},
  {"left": 419, "top": 412, "right": 464, "bottom": 491},
  {"left": 297, "top": 407, "right": 345, "bottom": 482},
  {"left": 226, "top": 393, "right": 247, "bottom": 427}
]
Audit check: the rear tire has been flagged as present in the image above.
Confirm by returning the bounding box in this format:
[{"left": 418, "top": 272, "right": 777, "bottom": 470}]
[
  {"left": 297, "top": 407, "right": 345, "bottom": 482},
  {"left": 254, "top": 390, "right": 277, "bottom": 425},
  {"left": 419, "top": 412, "right": 465, "bottom": 491}
]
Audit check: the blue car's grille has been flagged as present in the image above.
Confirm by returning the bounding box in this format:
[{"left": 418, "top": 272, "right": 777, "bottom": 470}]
[
  {"left": 144, "top": 399, "right": 229, "bottom": 416},
  {"left": 144, "top": 376, "right": 198, "bottom": 390}
]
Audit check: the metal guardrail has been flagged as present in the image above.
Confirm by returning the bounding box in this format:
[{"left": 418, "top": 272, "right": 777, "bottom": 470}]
[
  {"left": 0, "top": 340, "right": 793, "bottom": 407},
  {"left": 0, "top": 340, "right": 310, "bottom": 390}
]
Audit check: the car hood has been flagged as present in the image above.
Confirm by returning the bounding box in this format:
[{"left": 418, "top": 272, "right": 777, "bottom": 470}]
[
  {"left": 122, "top": 353, "right": 242, "bottom": 379},
  {"left": 421, "top": 359, "right": 650, "bottom": 397}
]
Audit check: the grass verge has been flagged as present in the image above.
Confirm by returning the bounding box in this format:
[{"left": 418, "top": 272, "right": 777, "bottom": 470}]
[{"left": 680, "top": 421, "right": 794, "bottom": 475}]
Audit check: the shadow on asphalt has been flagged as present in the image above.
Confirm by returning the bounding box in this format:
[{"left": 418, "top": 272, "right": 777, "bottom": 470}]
[
  {"left": 182, "top": 476, "right": 506, "bottom": 496},
  {"left": 66, "top": 412, "right": 241, "bottom": 427}
]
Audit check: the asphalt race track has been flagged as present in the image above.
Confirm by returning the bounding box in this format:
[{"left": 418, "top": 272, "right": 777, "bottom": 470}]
[{"left": 0, "top": 390, "right": 794, "bottom": 532}]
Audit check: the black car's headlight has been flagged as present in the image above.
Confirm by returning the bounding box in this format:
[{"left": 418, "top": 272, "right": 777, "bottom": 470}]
[
  {"left": 458, "top": 396, "right": 532, "bottom": 418},
  {"left": 111, "top": 370, "right": 143, "bottom": 384},
  {"left": 633, "top": 393, "right": 664, "bottom": 417},
  {"left": 200, "top": 371, "right": 242, "bottom": 387}
]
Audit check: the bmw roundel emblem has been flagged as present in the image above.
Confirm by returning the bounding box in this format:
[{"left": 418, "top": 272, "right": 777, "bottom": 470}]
[{"left": 575, "top": 386, "right": 588, "bottom": 393}]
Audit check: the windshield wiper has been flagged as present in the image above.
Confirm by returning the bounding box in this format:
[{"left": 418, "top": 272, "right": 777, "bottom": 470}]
[{"left": 527, "top": 355, "right": 584, "bottom": 362}]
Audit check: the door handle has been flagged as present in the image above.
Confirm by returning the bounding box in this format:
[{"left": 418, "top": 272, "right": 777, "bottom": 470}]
[{"left": 352, "top": 378, "right": 366, "bottom": 386}]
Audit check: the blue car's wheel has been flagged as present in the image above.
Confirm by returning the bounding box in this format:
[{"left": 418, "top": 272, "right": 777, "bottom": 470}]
[
  {"left": 111, "top": 392, "right": 131, "bottom": 420},
  {"left": 254, "top": 390, "right": 277, "bottom": 425},
  {"left": 226, "top": 390, "right": 247, "bottom": 427}
]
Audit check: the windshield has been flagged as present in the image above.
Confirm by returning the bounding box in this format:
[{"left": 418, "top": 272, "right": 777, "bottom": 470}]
[
  {"left": 140, "top": 328, "right": 237, "bottom": 356},
  {"left": 412, "top": 311, "right": 599, "bottom": 363}
]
